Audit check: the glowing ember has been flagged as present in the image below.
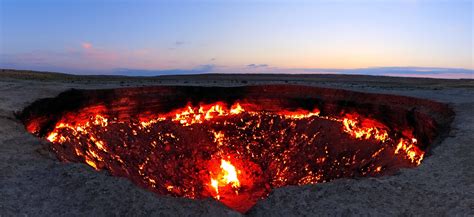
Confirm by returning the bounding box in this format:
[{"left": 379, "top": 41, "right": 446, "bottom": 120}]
[{"left": 30, "top": 101, "right": 427, "bottom": 213}]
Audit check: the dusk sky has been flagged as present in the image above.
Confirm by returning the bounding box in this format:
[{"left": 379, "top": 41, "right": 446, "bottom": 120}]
[{"left": 0, "top": 0, "right": 472, "bottom": 78}]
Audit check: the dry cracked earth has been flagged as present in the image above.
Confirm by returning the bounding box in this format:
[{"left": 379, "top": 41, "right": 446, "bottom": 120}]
[{"left": 0, "top": 70, "right": 473, "bottom": 216}]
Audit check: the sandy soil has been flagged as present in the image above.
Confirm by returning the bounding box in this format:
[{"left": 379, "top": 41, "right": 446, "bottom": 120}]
[{"left": 0, "top": 69, "right": 473, "bottom": 216}]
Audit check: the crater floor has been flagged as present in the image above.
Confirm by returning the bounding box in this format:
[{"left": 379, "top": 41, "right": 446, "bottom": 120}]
[{"left": 0, "top": 70, "right": 473, "bottom": 216}]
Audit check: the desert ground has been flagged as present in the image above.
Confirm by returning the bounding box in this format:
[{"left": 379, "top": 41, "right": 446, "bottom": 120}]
[{"left": 0, "top": 69, "right": 473, "bottom": 216}]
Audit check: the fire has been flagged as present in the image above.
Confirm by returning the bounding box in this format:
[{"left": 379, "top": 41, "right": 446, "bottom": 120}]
[
  {"left": 278, "top": 108, "right": 320, "bottom": 119},
  {"left": 210, "top": 179, "right": 219, "bottom": 199},
  {"left": 39, "top": 101, "right": 425, "bottom": 213},
  {"left": 85, "top": 156, "right": 98, "bottom": 170},
  {"left": 230, "top": 103, "right": 245, "bottom": 114},
  {"left": 46, "top": 132, "right": 58, "bottom": 142},
  {"left": 220, "top": 160, "right": 240, "bottom": 188},
  {"left": 210, "top": 159, "right": 241, "bottom": 200},
  {"left": 342, "top": 114, "right": 389, "bottom": 142},
  {"left": 395, "top": 138, "right": 424, "bottom": 165},
  {"left": 170, "top": 103, "right": 244, "bottom": 126}
]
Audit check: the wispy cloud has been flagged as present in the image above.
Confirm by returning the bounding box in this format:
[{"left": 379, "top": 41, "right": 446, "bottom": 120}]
[
  {"left": 280, "top": 67, "right": 473, "bottom": 79},
  {"left": 295, "top": 67, "right": 473, "bottom": 78},
  {"left": 208, "top": 66, "right": 472, "bottom": 79},
  {"left": 0, "top": 42, "right": 164, "bottom": 74},
  {"left": 112, "top": 64, "right": 215, "bottom": 76},
  {"left": 168, "top": 41, "right": 186, "bottom": 50},
  {"left": 1, "top": 46, "right": 472, "bottom": 79},
  {"left": 247, "top": 64, "right": 269, "bottom": 68},
  {"left": 175, "top": 41, "right": 185, "bottom": 46}
]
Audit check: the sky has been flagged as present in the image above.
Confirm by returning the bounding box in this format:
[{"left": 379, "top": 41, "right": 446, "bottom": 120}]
[{"left": 0, "top": 0, "right": 472, "bottom": 78}]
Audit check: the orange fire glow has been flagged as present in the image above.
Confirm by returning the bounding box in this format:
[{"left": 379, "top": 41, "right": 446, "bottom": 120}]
[{"left": 41, "top": 101, "right": 425, "bottom": 213}]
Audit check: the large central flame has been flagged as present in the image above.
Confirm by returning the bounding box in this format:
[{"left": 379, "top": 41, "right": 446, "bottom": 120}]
[
  {"left": 210, "top": 159, "right": 241, "bottom": 200},
  {"left": 36, "top": 101, "right": 424, "bottom": 213}
]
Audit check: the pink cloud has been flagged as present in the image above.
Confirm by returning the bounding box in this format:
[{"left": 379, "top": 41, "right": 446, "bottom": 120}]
[{"left": 81, "top": 42, "right": 93, "bottom": 49}]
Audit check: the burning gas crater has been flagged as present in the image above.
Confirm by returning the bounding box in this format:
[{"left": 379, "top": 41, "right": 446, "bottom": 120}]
[{"left": 19, "top": 85, "right": 452, "bottom": 213}]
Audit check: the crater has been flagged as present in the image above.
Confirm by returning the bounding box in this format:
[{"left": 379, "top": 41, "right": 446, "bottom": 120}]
[{"left": 18, "top": 85, "right": 453, "bottom": 213}]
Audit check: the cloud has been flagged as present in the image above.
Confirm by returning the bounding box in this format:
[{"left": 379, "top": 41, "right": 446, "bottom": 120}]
[
  {"left": 266, "top": 66, "right": 473, "bottom": 79},
  {"left": 0, "top": 43, "right": 122, "bottom": 74},
  {"left": 81, "top": 42, "right": 93, "bottom": 49},
  {"left": 247, "top": 64, "right": 269, "bottom": 68},
  {"left": 112, "top": 64, "right": 215, "bottom": 76},
  {"left": 344, "top": 67, "right": 473, "bottom": 76},
  {"left": 381, "top": 72, "right": 473, "bottom": 79},
  {"left": 299, "top": 67, "right": 473, "bottom": 78},
  {"left": 168, "top": 41, "right": 186, "bottom": 50},
  {"left": 1, "top": 47, "right": 472, "bottom": 79}
]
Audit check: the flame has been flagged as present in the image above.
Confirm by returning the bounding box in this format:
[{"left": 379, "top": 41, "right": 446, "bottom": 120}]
[
  {"left": 395, "top": 138, "right": 424, "bottom": 165},
  {"left": 342, "top": 114, "right": 389, "bottom": 142},
  {"left": 46, "top": 132, "right": 58, "bottom": 142},
  {"left": 277, "top": 108, "right": 320, "bottom": 119},
  {"left": 210, "top": 159, "right": 241, "bottom": 200},
  {"left": 230, "top": 103, "right": 245, "bottom": 114},
  {"left": 84, "top": 156, "right": 98, "bottom": 170},
  {"left": 39, "top": 101, "right": 427, "bottom": 212},
  {"left": 210, "top": 179, "right": 219, "bottom": 199},
  {"left": 220, "top": 160, "right": 240, "bottom": 188},
  {"left": 44, "top": 103, "right": 424, "bottom": 172},
  {"left": 170, "top": 102, "right": 243, "bottom": 126},
  {"left": 92, "top": 115, "right": 108, "bottom": 127}
]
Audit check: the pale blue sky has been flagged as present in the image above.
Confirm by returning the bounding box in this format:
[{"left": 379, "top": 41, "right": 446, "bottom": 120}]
[{"left": 0, "top": 0, "right": 472, "bottom": 78}]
